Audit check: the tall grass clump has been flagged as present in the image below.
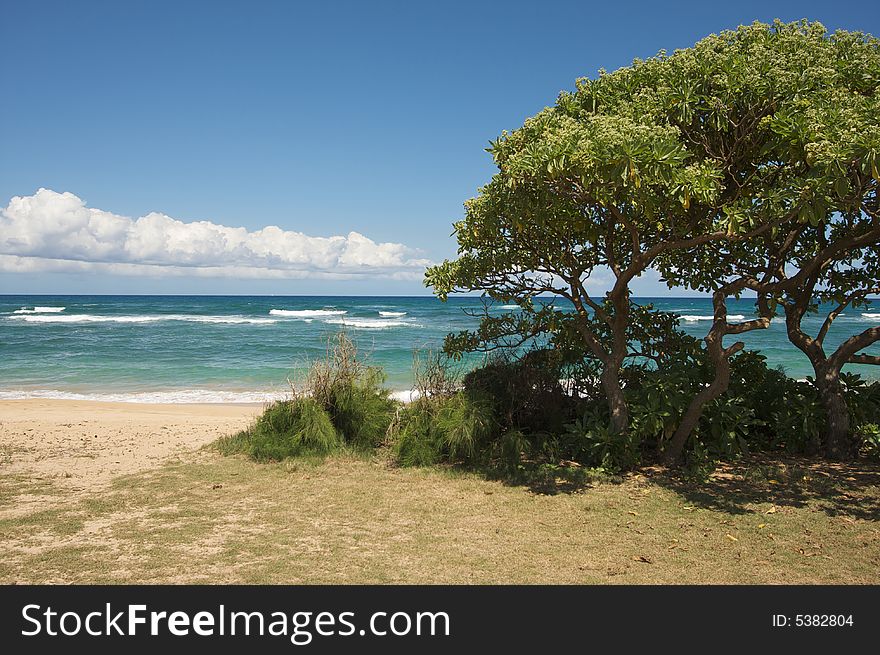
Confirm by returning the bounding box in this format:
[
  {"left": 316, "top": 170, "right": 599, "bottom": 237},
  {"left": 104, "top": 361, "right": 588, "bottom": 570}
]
[
  {"left": 218, "top": 332, "right": 396, "bottom": 462},
  {"left": 393, "top": 351, "right": 456, "bottom": 467},
  {"left": 307, "top": 333, "right": 395, "bottom": 449},
  {"left": 392, "top": 350, "right": 499, "bottom": 466},
  {"left": 393, "top": 392, "right": 496, "bottom": 467},
  {"left": 393, "top": 397, "right": 444, "bottom": 467},
  {"left": 435, "top": 392, "right": 495, "bottom": 460},
  {"left": 217, "top": 397, "right": 338, "bottom": 461}
]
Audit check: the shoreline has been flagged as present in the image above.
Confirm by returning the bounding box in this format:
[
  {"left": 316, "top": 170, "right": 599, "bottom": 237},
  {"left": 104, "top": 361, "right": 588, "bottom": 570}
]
[{"left": 0, "top": 389, "right": 421, "bottom": 404}]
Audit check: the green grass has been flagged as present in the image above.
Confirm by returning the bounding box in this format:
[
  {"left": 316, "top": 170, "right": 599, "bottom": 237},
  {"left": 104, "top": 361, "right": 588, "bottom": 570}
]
[
  {"left": 223, "top": 397, "right": 340, "bottom": 461},
  {"left": 1, "top": 451, "right": 878, "bottom": 584}
]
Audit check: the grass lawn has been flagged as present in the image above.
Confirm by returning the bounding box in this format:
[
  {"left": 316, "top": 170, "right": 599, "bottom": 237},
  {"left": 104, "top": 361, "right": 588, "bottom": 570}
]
[{"left": 1, "top": 449, "right": 878, "bottom": 584}]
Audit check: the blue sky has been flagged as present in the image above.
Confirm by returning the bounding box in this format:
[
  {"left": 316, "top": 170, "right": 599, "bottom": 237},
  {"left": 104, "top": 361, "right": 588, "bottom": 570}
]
[{"left": 1, "top": 0, "right": 877, "bottom": 295}]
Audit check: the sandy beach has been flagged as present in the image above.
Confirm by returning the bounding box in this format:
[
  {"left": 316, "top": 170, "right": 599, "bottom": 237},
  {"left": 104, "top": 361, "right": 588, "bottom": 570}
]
[{"left": 0, "top": 400, "right": 259, "bottom": 496}]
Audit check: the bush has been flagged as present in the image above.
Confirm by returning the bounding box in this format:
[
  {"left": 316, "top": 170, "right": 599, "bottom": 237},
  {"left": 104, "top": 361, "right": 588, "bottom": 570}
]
[
  {"left": 858, "top": 424, "right": 880, "bottom": 461},
  {"left": 221, "top": 398, "right": 339, "bottom": 462},
  {"left": 844, "top": 373, "right": 880, "bottom": 428},
  {"left": 462, "top": 348, "right": 580, "bottom": 436},
  {"left": 392, "top": 392, "right": 497, "bottom": 467},
  {"left": 393, "top": 398, "right": 444, "bottom": 467},
  {"left": 563, "top": 408, "right": 642, "bottom": 472},
  {"left": 222, "top": 331, "right": 880, "bottom": 472},
  {"left": 219, "top": 333, "right": 396, "bottom": 462}
]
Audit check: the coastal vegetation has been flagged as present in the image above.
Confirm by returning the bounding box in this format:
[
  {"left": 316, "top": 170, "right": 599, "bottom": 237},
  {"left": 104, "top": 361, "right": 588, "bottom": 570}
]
[
  {"left": 224, "top": 21, "right": 879, "bottom": 477},
  {"left": 426, "top": 19, "right": 880, "bottom": 463},
  {"left": 220, "top": 332, "right": 880, "bottom": 480}
]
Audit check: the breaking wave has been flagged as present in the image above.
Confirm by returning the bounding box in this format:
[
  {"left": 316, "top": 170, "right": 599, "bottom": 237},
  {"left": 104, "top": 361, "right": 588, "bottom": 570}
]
[
  {"left": 324, "top": 317, "right": 417, "bottom": 329},
  {"left": 269, "top": 309, "right": 347, "bottom": 317},
  {"left": 12, "top": 306, "right": 66, "bottom": 314},
  {"left": 8, "top": 314, "right": 277, "bottom": 325},
  {"left": 678, "top": 314, "right": 746, "bottom": 322}
]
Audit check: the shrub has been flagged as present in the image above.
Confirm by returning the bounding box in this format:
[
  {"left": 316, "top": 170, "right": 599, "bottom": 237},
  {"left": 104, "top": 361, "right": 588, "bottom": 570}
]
[
  {"left": 462, "top": 348, "right": 580, "bottom": 436},
  {"left": 844, "top": 373, "right": 880, "bottom": 428},
  {"left": 392, "top": 391, "right": 497, "bottom": 467},
  {"left": 858, "top": 424, "right": 880, "bottom": 461},
  {"left": 304, "top": 333, "right": 396, "bottom": 449},
  {"left": 225, "top": 398, "right": 339, "bottom": 462},
  {"left": 563, "top": 408, "right": 642, "bottom": 472},
  {"left": 698, "top": 396, "right": 761, "bottom": 459},
  {"left": 393, "top": 398, "right": 444, "bottom": 467}
]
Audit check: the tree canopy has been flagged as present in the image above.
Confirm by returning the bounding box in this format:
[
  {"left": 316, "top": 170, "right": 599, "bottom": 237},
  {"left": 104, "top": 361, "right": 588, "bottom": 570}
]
[{"left": 426, "top": 19, "right": 880, "bottom": 462}]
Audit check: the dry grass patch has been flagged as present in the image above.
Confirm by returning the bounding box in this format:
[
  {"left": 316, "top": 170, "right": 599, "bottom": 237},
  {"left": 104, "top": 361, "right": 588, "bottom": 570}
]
[{"left": 0, "top": 453, "right": 877, "bottom": 584}]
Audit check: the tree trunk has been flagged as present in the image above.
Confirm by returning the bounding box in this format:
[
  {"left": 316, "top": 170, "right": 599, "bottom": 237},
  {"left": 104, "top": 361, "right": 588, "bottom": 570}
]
[
  {"left": 602, "top": 290, "right": 631, "bottom": 436},
  {"left": 816, "top": 369, "right": 853, "bottom": 460},
  {"left": 663, "top": 355, "right": 732, "bottom": 466},
  {"left": 663, "top": 288, "right": 752, "bottom": 467},
  {"left": 601, "top": 365, "right": 629, "bottom": 435}
]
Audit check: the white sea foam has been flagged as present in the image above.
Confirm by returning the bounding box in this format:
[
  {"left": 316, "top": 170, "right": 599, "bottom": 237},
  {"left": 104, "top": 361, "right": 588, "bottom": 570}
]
[
  {"left": 378, "top": 311, "right": 407, "bottom": 317},
  {"left": 389, "top": 389, "right": 422, "bottom": 403},
  {"left": 8, "top": 314, "right": 277, "bottom": 325},
  {"left": 678, "top": 314, "right": 746, "bottom": 322},
  {"left": 862, "top": 313, "right": 880, "bottom": 320},
  {"left": 184, "top": 315, "right": 277, "bottom": 324},
  {"left": 324, "top": 317, "right": 416, "bottom": 329},
  {"left": 0, "top": 389, "right": 287, "bottom": 404},
  {"left": 12, "top": 306, "right": 66, "bottom": 314},
  {"left": 269, "top": 309, "right": 347, "bottom": 317},
  {"left": 0, "top": 387, "right": 421, "bottom": 404}
]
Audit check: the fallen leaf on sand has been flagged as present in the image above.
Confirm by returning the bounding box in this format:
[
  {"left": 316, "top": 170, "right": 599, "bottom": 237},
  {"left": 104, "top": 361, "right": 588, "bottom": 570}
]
[{"left": 633, "top": 556, "right": 652, "bottom": 564}]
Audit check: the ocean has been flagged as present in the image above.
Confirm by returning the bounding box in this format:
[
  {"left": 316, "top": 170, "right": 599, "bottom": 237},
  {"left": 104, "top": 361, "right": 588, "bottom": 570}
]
[{"left": 1, "top": 295, "right": 877, "bottom": 403}]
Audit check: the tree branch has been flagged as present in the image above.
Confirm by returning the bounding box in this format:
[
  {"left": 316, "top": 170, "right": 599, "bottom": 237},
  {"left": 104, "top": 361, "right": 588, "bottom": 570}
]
[
  {"left": 830, "top": 326, "right": 880, "bottom": 371},
  {"left": 848, "top": 353, "right": 880, "bottom": 365},
  {"left": 817, "top": 287, "right": 880, "bottom": 346}
]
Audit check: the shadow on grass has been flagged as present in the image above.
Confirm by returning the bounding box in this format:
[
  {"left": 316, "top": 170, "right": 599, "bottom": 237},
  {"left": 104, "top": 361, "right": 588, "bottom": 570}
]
[
  {"left": 452, "top": 462, "right": 621, "bottom": 495},
  {"left": 648, "top": 456, "right": 880, "bottom": 520},
  {"left": 446, "top": 454, "right": 880, "bottom": 518}
]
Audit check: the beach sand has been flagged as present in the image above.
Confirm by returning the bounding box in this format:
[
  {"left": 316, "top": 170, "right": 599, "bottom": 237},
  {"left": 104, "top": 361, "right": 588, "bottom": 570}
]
[{"left": 0, "top": 400, "right": 259, "bottom": 496}]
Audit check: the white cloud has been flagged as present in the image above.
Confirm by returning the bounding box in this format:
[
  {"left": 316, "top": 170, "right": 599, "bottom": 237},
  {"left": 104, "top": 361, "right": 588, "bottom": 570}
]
[{"left": 0, "top": 189, "right": 431, "bottom": 279}]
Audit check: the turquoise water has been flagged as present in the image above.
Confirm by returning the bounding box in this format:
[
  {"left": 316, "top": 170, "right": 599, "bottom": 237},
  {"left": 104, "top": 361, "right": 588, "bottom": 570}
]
[{"left": 0, "top": 295, "right": 877, "bottom": 402}]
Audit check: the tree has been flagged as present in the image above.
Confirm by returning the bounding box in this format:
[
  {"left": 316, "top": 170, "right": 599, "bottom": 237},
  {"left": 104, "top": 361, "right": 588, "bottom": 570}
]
[
  {"left": 425, "top": 51, "right": 739, "bottom": 437},
  {"left": 722, "top": 25, "right": 880, "bottom": 458},
  {"left": 611, "top": 20, "right": 879, "bottom": 463},
  {"left": 646, "top": 21, "right": 880, "bottom": 462},
  {"left": 762, "top": 213, "right": 880, "bottom": 458},
  {"left": 427, "top": 20, "right": 880, "bottom": 461}
]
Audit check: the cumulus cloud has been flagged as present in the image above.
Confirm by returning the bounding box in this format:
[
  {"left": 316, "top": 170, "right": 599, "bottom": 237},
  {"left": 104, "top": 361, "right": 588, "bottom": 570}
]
[{"left": 0, "top": 189, "right": 431, "bottom": 279}]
